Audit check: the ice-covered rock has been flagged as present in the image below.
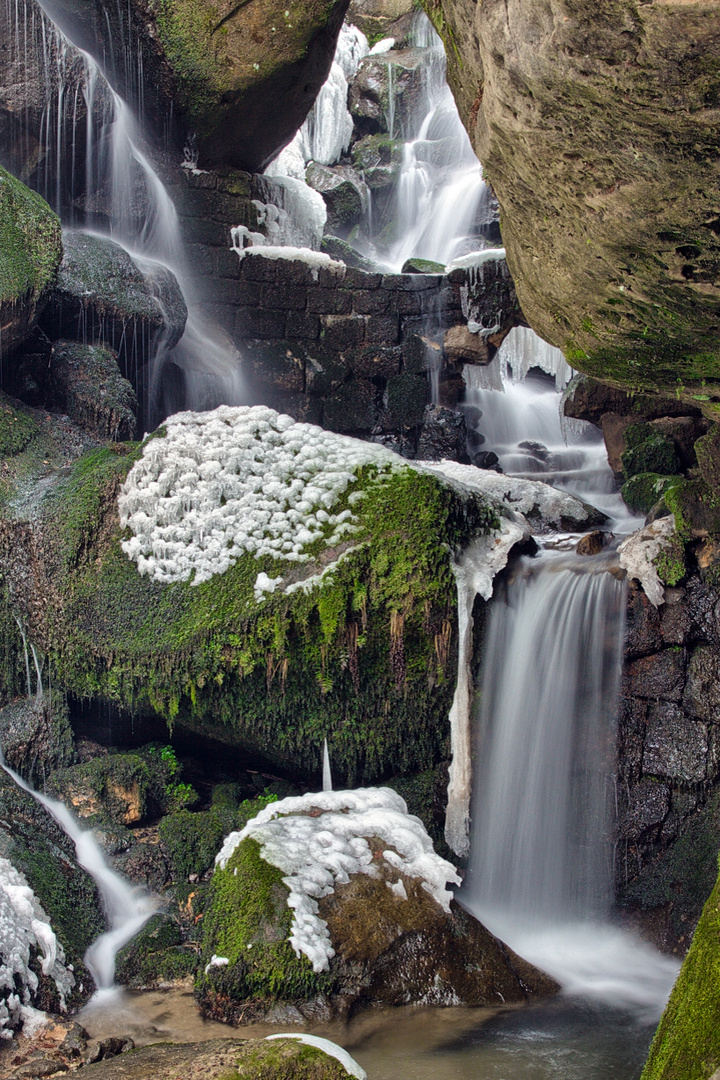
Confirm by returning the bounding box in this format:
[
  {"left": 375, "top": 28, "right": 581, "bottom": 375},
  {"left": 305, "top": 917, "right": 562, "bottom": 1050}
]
[{"left": 618, "top": 515, "right": 677, "bottom": 607}]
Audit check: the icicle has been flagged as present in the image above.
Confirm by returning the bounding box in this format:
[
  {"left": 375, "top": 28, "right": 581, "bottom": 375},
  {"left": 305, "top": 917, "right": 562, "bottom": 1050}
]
[
  {"left": 13, "top": 617, "right": 32, "bottom": 698},
  {"left": 322, "top": 739, "right": 333, "bottom": 792}
]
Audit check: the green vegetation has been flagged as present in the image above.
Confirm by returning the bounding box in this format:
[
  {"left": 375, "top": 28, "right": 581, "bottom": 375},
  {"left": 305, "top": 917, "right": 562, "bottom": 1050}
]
[
  {"left": 2, "top": 438, "right": 496, "bottom": 783},
  {"left": 640, "top": 853, "right": 720, "bottom": 1080},
  {"left": 115, "top": 913, "right": 197, "bottom": 987},
  {"left": 0, "top": 165, "right": 61, "bottom": 305},
  {"left": 197, "top": 832, "right": 333, "bottom": 1009}
]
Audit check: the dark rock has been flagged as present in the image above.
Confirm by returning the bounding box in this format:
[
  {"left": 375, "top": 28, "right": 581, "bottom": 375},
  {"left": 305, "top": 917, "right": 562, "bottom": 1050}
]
[
  {"left": 621, "top": 473, "right": 679, "bottom": 516},
  {"left": 351, "top": 133, "right": 403, "bottom": 179},
  {"left": 306, "top": 163, "right": 367, "bottom": 238},
  {"left": 115, "top": 913, "right": 194, "bottom": 989},
  {"left": 12, "top": 1056, "right": 68, "bottom": 1077},
  {"left": 695, "top": 423, "right": 720, "bottom": 494},
  {"left": 576, "top": 531, "right": 606, "bottom": 557},
  {"left": 382, "top": 372, "right": 428, "bottom": 429},
  {"left": 683, "top": 645, "right": 720, "bottom": 722},
  {"left": 0, "top": 167, "right": 62, "bottom": 360},
  {"left": 49, "top": 341, "right": 137, "bottom": 441},
  {"left": 0, "top": 691, "right": 75, "bottom": 787},
  {"left": 69, "top": 1038, "right": 355, "bottom": 1079},
  {"left": 642, "top": 703, "right": 708, "bottom": 783},
  {"left": 618, "top": 779, "right": 670, "bottom": 840},
  {"left": 42, "top": 232, "right": 187, "bottom": 373},
  {"left": 322, "top": 378, "right": 378, "bottom": 432},
  {"left": 443, "top": 324, "right": 490, "bottom": 365},
  {"left": 320, "top": 235, "right": 381, "bottom": 272},
  {"left": 624, "top": 584, "right": 663, "bottom": 660},
  {"left": 472, "top": 451, "right": 500, "bottom": 471},
  {"left": 243, "top": 341, "right": 305, "bottom": 396},
  {"left": 622, "top": 424, "right": 681, "bottom": 481},
  {"left": 401, "top": 258, "right": 446, "bottom": 274},
  {"left": 85, "top": 1037, "right": 134, "bottom": 1065},
  {"left": 625, "top": 649, "right": 685, "bottom": 702},
  {"left": 350, "top": 49, "right": 429, "bottom": 135},
  {"left": 416, "top": 404, "right": 467, "bottom": 461}
]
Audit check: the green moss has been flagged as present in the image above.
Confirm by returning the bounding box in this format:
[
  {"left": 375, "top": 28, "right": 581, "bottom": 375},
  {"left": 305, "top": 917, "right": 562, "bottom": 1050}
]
[
  {"left": 197, "top": 834, "right": 333, "bottom": 1006},
  {"left": 115, "top": 913, "right": 197, "bottom": 987},
  {"left": 640, "top": 853, "right": 720, "bottom": 1080},
  {"left": 621, "top": 473, "right": 679, "bottom": 515},
  {"left": 16, "top": 444, "right": 495, "bottom": 784},
  {"left": 150, "top": 0, "right": 226, "bottom": 132},
  {"left": 0, "top": 398, "right": 37, "bottom": 457},
  {"left": 694, "top": 424, "right": 720, "bottom": 495},
  {"left": 0, "top": 165, "right": 61, "bottom": 306},
  {"left": 622, "top": 425, "right": 681, "bottom": 481},
  {"left": 225, "top": 1039, "right": 352, "bottom": 1079}
]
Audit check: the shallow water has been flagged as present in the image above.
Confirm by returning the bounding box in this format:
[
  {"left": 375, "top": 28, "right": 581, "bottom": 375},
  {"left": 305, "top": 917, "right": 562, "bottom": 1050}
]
[{"left": 80, "top": 988, "right": 658, "bottom": 1080}]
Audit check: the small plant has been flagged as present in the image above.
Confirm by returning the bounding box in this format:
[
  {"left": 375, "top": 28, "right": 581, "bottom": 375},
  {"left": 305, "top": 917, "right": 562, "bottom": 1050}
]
[{"left": 157, "top": 745, "right": 198, "bottom": 811}]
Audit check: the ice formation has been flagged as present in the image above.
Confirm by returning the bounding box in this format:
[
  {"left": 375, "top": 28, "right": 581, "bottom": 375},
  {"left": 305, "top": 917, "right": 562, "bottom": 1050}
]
[
  {"left": 618, "top": 515, "right": 677, "bottom": 607},
  {"left": 445, "top": 247, "right": 506, "bottom": 276},
  {"left": 419, "top": 459, "right": 596, "bottom": 530},
  {"left": 229, "top": 236, "right": 345, "bottom": 280},
  {"left": 204, "top": 954, "right": 229, "bottom": 974},
  {"left": 266, "top": 1034, "right": 367, "bottom": 1080},
  {"left": 0, "top": 858, "right": 74, "bottom": 1039},
  {"left": 368, "top": 37, "right": 395, "bottom": 55},
  {"left": 444, "top": 524, "right": 527, "bottom": 857},
  {"left": 215, "top": 788, "right": 460, "bottom": 973},
  {"left": 119, "top": 406, "right": 399, "bottom": 585}
]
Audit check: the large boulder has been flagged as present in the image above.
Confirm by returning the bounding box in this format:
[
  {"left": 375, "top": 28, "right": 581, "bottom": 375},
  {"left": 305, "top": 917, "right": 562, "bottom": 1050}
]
[
  {"left": 149, "top": 0, "right": 351, "bottom": 171},
  {"left": 49, "top": 342, "right": 138, "bottom": 441},
  {"left": 41, "top": 231, "right": 187, "bottom": 376},
  {"left": 0, "top": 691, "right": 75, "bottom": 788},
  {"left": 197, "top": 789, "right": 557, "bottom": 1022},
  {"left": 0, "top": 404, "right": 511, "bottom": 785},
  {"left": 0, "top": 167, "right": 62, "bottom": 359},
  {"left": 427, "top": 0, "right": 720, "bottom": 409}
]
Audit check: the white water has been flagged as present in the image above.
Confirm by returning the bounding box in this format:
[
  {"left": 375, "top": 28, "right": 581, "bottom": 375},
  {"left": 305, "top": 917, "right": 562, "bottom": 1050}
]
[
  {"left": 0, "top": 753, "right": 155, "bottom": 995},
  {"left": 463, "top": 328, "right": 642, "bottom": 534},
  {"left": 322, "top": 738, "right": 333, "bottom": 792},
  {"left": 460, "top": 551, "right": 680, "bottom": 1015},
  {"left": 9, "top": 0, "right": 245, "bottom": 423}
]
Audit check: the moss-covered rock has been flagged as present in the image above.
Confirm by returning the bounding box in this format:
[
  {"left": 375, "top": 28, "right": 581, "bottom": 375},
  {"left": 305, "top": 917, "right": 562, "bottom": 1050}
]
[
  {"left": 41, "top": 231, "right": 187, "bottom": 373},
  {"left": 115, "top": 912, "right": 197, "bottom": 988},
  {"left": 401, "top": 258, "right": 446, "bottom": 274},
  {"left": 0, "top": 690, "right": 75, "bottom": 787},
  {"left": 49, "top": 342, "right": 138, "bottom": 442},
  {"left": 69, "top": 1036, "right": 359, "bottom": 1079},
  {"left": 622, "top": 424, "right": 682, "bottom": 483},
  {"left": 0, "top": 166, "right": 62, "bottom": 358},
  {"left": 640, "top": 853, "right": 720, "bottom": 1080},
  {"left": 149, "top": 0, "right": 350, "bottom": 172},
  {"left": 621, "top": 474, "right": 679, "bottom": 517},
  {"left": 427, "top": 0, "right": 720, "bottom": 409},
  {"left": 0, "top": 409, "right": 500, "bottom": 785},
  {"left": 305, "top": 164, "right": 366, "bottom": 239}
]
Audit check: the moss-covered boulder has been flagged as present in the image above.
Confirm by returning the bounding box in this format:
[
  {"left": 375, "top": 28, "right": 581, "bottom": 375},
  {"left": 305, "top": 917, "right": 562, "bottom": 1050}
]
[
  {"left": 73, "top": 1036, "right": 363, "bottom": 1079},
  {"left": 640, "top": 854, "right": 720, "bottom": 1080},
  {"left": 148, "top": 0, "right": 351, "bottom": 172},
  {"left": 0, "top": 404, "right": 505, "bottom": 785},
  {"left": 41, "top": 231, "right": 187, "bottom": 374},
  {"left": 621, "top": 474, "right": 679, "bottom": 517},
  {"left": 427, "top": 0, "right": 720, "bottom": 410},
  {"left": 0, "top": 166, "right": 62, "bottom": 359},
  {"left": 197, "top": 788, "right": 557, "bottom": 1022},
  {"left": 115, "top": 912, "right": 196, "bottom": 988},
  {"left": 0, "top": 691, "right": 75, "bottom": 787},
  {"left": 622, "top": 424, "right": 682, "bottom": 483},
  {"left": 305, "top": 164, "right": 367, "bottom": 239},
  {"left": 49, "top": 342, "right": 138, "bottom": 442}
]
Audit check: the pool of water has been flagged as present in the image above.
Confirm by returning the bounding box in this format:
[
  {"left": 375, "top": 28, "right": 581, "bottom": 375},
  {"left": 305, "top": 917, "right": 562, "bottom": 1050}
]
[{"left": 80, "top": 988, "right": 657, "bottom": 1080}]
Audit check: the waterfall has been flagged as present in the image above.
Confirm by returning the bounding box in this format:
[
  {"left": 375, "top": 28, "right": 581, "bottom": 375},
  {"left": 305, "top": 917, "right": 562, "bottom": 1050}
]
[
  {"left": 0, "top": 755, "right": 155, "bottom": 995},
  {"left": 6, "top": 0, "right": 245, "bottom": 423},
  {"left": 322, "top": 739, "right": 333, "bottom": 792},
  {"left": 461, "top": 550, "right": 680, "bottom": 1012}
]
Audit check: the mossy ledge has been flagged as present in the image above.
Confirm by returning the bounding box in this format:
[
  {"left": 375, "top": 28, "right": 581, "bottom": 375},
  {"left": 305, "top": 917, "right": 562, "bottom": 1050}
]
[
  {"left": 640, "top": 854, "right": 720, "bottom": 1080},
  {"left": 0, "top": 428, "right": 497, "bottom": 784}
]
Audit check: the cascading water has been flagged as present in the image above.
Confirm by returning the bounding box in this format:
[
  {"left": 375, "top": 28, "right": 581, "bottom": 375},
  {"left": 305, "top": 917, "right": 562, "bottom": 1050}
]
[
  {"left": 0, "top": 752, "right": 155, "bottom": 997},
  {"left": 460, "top": 547, "right": 680, "bottom": 1013},
  {"left": 4, "top": 0, "right": 245, "bottom": 424}
]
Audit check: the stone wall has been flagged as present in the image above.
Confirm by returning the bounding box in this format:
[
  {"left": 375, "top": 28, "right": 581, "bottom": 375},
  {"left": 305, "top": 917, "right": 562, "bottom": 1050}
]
[
  {"left": 617, "top": 576, "right": 720, "bottom": 954},
  {"left": 167, "top": 166, "right": 521, "bottom": 453}
]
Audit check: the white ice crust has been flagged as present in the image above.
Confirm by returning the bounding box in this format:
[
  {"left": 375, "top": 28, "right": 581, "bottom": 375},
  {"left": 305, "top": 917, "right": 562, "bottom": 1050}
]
[
  {"left": 215, "top": 788, "right": 460, "bottom": 973},
  {"left": 266, "top": 1034, "right": 367, "bottom": 1080},
  {"left": 230, "top": 237, "right": 345, "bottom": 279},
  {"left": 0, "top": 858, "right": 74, "bottom": 1039},
  {"left": 445, "top": 247, "right": 506, "bottom": 273},
  {"left": 119, "top": 406, "right": 399, "bottom": 585},
  {"left": 618, "top": 514, "right": 676, "bottom": 607},
  {"left": 419, "top": 459, "right": 596, "bottom": 529}
]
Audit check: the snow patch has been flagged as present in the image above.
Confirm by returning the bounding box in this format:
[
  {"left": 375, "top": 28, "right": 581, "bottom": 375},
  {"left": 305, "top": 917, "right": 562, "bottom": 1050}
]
[
  {"left": 369, "top": 37, "right": 395, "bottom": 54},
  {"left": 266, "top": 1033, "right": 367, "bottom": 1080},
  {"left": 204, "top": 955, "right": 229, "bottom": 974},
  {"left": 419, "top": 459, "right": 597, "bottom": 530},
  {"left": 216, "top": 788, "right": 460, "bottom": 973},
  {"left": 119, "top": 406, "right": 399, "bottom": 586},
  {"left": 230, "top": 236, "right": 344, "bottom": 280},
  {"left": 445, "top": 247, "right": 506, "bottom": 274},
  {"left": 0, "top": 858, "right": 74, "bottom": 1039},
  {"left": 618, "top": 515, "right": 676, "bottom": 607}
]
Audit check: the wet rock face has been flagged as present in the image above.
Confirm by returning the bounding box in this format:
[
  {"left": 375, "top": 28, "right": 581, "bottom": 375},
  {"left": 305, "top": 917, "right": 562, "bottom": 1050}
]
[
  {"left": 0, "top": 167, "right": 62, "bottom": 360},
  {"left": 50, "top": 342, "right": 138, "bottom": 442},
  {"left": 41, "top": 231, "right": 187, "bottom": 378},
  {"left": 151, "top": 0, "right": 351, "bottom": 172},
  {"left": 429, "top": 0, "right": 720, "bottom": 407},
  {"left": 0, "top": 692, "right": 75, "bottom": 788},
  {"left": 616, "top": 576, "right": 720, "bottom": 951}
]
